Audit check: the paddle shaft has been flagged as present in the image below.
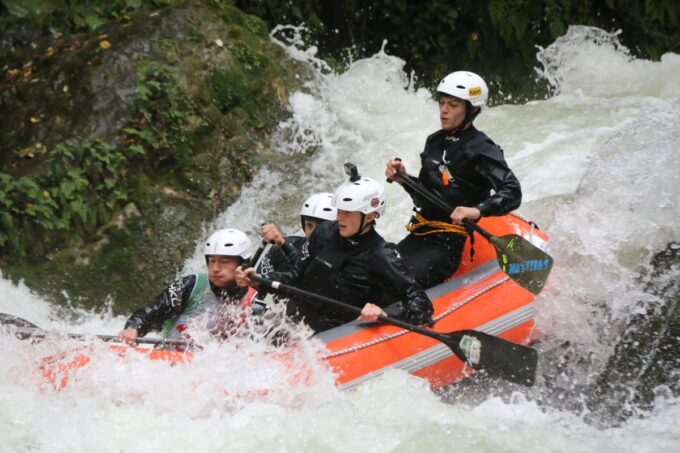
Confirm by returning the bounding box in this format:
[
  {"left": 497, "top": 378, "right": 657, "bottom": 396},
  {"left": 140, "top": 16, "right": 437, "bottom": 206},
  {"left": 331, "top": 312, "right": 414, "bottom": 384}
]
[
  {"left": 249, "top": 239, "right": 271, "bottom": 268},
  {"left": 252, "top": 274, "right": 538, "bottom": 385},
  {"left": 249, "top": 241, "right": 267, "bottom": 267},
  {"left": 251, "top": 274, "right": 451, "bottom": 344},
  {"left": 391, "top": 173, "right": 491, "bottom": 240},
  {"left": 2, "top": 240, "right": 269, "bottom": 349},
  {"left": 9, "top": 327, "right": 191, "bottom": 347},
  {"left": 394, "top": 171, "right": 554, "bottom": 295}
]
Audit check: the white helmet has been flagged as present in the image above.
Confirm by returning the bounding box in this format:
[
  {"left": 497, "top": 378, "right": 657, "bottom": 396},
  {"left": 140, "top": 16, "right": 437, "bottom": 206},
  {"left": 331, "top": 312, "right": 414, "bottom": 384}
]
[
  {"left": 300, "top": 192, "right": 337, "bottom": 222},
  {"left": 204, "top": 228, "right": 252, "bottom": 260},
  {"left": 436, "top": 71, "right": 489, "bottom": 108},
  {"left": 332, "top": 177, "right": 386, "bottom": 216}
]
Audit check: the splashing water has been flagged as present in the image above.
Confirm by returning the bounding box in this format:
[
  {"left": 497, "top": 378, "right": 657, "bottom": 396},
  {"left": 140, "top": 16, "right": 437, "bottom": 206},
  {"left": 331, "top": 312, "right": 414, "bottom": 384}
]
[{"left": 2, "top": 25, "right": 680, "bottom": 451}]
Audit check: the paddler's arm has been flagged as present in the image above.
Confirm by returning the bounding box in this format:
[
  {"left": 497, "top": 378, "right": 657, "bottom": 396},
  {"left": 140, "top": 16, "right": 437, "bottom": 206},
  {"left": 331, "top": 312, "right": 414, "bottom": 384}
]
[
  {"left": 240, "top": 225, "right": 319, "bottom": 290},
  {"left": 119, "top": 275, "right": 197, "bottom": 340},
  {"left": 257, "top": 237, "right": 302, "bottom": 274},
  {"left": 261, "top": 224, "right": 301, "bottom": 261},
  {"left": 279, "top": 238, "right": 302, "bottom": 263},
  {"left": 371, "top": 243, "right": 434, "bottom": 325},
  {"left": 471, "top": 146, "right": 522, "bottom": 217}
]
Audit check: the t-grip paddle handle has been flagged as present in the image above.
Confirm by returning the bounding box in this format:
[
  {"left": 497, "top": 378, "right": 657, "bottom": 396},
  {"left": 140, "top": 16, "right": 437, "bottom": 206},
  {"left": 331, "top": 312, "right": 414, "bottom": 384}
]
[{"left": 386, "top": 157, "right": 402, "bottom": 183}]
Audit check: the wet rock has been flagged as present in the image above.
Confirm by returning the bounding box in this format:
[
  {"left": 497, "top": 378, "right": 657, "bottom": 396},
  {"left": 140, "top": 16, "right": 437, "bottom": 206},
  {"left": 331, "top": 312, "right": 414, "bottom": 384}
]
[{"left": 587, "top": 242, "right": 680, "bottom": 425}]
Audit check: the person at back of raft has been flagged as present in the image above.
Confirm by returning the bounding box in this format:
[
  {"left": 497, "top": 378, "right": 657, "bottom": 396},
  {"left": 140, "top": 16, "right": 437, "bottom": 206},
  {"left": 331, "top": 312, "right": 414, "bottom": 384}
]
[
  {"left": 258, "top": 192, "right": 337, "bottom": 275},
  {"left": 235, "top": 170, "right": 434, "bottom": 333},
  {"left": 117, "top": 228, "right": 257, "bottom": 344},
  {"left": 385, "top": 70, "right": 522, "bottom": 288}
]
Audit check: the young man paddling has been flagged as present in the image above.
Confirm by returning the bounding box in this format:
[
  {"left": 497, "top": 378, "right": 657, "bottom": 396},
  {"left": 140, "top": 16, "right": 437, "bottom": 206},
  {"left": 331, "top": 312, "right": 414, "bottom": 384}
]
[
  {"left": 117, "top": 228, "right": 256, "bottom": 343},
  {"left": 236, "top": 170, "right": 433, "bottom": 333},
  {"left": 385, "top": 71, "right": 522, "bottom": 288},
  {"left": 258, "top": 192, "right": 337, "bottom": 274}
]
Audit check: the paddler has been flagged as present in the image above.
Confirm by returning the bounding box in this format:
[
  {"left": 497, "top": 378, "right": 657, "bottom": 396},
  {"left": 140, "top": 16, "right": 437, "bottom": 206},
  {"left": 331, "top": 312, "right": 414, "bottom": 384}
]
[
  {"left": 235, "top": 167, "right": 434, "bottom": 333},
  {"left": 385, "top": 71, "right": 522, "bottom": 288},
  {"left": 117, "top": 228, "right": 256, "bottom": 343},
  {"left": 258, "top": 192, "right": 337, "bottom": 274}
]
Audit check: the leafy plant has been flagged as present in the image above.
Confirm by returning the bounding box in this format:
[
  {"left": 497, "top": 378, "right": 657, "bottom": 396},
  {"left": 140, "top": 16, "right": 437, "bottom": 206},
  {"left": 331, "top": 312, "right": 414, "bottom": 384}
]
[
  {"left": 208, "top": 67, "right": 250, "bottom": 112},
  {"left": 0, "top": 138, "right": 137, "bottom": 257},
  {"left": 123, "top": 61, "right": 196, "bottom": 168},
  {"left": 234, "top": 0, "right": 680, "bottom": 100},
  {"left": 0, "top": 0, "right": 181, "bottom": 32}
]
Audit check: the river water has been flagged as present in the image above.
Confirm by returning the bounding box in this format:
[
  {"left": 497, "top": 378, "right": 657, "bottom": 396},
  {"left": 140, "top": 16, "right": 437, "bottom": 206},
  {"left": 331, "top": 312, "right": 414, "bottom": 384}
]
[{"left": 1, "top": 25, "right": 679, "bottom": 452}]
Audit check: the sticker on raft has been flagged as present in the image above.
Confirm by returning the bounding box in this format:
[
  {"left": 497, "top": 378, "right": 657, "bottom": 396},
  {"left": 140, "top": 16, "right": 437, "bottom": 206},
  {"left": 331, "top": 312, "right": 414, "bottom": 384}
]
[
  {"left": 459, "top": 335, "right": 481, "bottom": 365},
  {"left": 503, "top": 258, "right": 551, "bottom": 275}
]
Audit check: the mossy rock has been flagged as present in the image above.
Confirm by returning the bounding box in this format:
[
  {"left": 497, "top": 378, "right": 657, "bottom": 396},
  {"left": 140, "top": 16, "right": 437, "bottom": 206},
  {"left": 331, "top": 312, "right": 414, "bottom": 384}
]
[{"left": 0, "top": 0, "right": 310, "bottom": 312}]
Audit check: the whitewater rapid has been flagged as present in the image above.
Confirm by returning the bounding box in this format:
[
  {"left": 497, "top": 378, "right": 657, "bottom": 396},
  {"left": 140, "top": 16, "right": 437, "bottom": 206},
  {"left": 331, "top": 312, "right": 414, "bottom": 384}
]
[{"left": 2, "top": 25, "right": 680, "bottom": 452}]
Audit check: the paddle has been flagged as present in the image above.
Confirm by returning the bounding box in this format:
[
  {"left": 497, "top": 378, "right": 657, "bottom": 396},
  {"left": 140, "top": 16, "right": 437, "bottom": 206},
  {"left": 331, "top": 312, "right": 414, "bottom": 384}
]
[
  {"left": 390, "top": 171, "right": 553, "bottom": 295},
  {"left": 0, "top": 237, "right": 271, "bottom": 347},
  {"left": 0, "top": 312, "right": 38, "bottom": 329},
  {"left": 249, "top": 238, "right": 270, "bottom": 268},
  {"left": 249, "top": 274, "right": 537, "bottom": 386},
  {"left": 1, "top": 312, "right": 192, "bottom": 348}
]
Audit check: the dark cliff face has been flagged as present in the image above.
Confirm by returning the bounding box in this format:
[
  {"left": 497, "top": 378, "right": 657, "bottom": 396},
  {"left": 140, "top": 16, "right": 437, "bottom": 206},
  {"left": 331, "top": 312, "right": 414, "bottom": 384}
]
[
  {"left": 586, "top": 242, "right": 680, "bottom": 425},
  {"left": 0, "top": 1, "right": 310, "bottom": 312},
  {"left": 530, "top": 242, "right": 680, "bottom": 428},
  {"left": 436, "top": 241, "right": 680, "bottom": 427}
]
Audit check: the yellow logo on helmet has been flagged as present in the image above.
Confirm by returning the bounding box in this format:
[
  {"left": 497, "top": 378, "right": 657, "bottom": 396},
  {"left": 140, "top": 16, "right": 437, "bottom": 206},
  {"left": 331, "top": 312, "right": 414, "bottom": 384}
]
[{"left": 468, "top": 86, "right": 482, "bottom": 97}]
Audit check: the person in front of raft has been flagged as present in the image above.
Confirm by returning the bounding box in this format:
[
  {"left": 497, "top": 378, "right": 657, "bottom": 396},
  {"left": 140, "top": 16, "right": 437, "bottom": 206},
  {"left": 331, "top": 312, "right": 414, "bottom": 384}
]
[
  {"left": 117, "top": 228, "right": 257, "bottom": 344},
  {"left": 234, "top": 173, "right": 434, "bottom": 333},
  {"left": 258, "top": 192, "right": 337, "bottom": 275},
  {"left": 385, "top": 71, "right": 522, "bottom": 288}
]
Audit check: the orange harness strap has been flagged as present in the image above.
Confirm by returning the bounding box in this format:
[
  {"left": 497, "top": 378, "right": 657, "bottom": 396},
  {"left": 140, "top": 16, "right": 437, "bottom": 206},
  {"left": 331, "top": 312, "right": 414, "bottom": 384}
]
[{"left": 405, "top": 212, "right": 468, "bottom": 237}]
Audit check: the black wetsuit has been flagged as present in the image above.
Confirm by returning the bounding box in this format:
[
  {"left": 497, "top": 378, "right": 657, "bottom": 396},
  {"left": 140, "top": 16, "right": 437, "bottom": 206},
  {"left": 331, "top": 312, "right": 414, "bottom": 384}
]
[
  {"left": 263, "top": 221, "right": 433, "bottom": 333},
  {"left": 257, "top": 236, "right": 306, "bottom": 274},
  {"left": 398, "top": 125, "right": 522, "bottom": 288}
]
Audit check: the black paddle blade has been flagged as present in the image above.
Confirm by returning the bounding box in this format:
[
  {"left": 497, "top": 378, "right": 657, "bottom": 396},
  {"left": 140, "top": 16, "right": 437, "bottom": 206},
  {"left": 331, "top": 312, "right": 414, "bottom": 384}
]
[
  {"left": 442, "top": 330, "right": 538, "bottom": 386},
  {"left": 0, "top": 313, "right": 40, "bottom": 341},
  {"left": 491, "top": 234, "right": 553, "bottom": 295},
  {"left": 0, "top": 313, "right": 38, "bottom": 329}
]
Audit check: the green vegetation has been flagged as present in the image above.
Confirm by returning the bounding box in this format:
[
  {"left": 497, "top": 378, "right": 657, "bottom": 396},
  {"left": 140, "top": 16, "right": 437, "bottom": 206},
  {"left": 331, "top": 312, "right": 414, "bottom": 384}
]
[
  {"left": 0, "top": 0, "right": 306, "bottom": 310},
  {"left": 0, "top": 54, "right": 197, "bottom": 262},
  {"left": 123, "top": 61, "right": 198, "bottom": 170},
  {"left": 0, "top": 0, "right": 180, "bottom": 32},
  {"left": 208, "top": 66, "right": 251, "bottom": 113},
  {"left": 0, "top": 139, "right": 142, "bottom": 257},
  {"left": 235, "top": 0, "right": 680, "bottom": 102}
]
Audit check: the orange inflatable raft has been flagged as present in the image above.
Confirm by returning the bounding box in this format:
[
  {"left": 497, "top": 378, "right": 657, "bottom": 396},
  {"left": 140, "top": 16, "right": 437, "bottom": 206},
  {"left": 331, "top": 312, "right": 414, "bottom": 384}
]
[{"left": 38, "top": 213, "right": 548, "bottom": 393}]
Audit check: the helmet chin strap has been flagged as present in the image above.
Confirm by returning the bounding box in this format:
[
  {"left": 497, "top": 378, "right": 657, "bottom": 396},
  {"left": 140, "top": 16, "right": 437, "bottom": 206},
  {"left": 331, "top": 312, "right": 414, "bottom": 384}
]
[
  {"left": 348, "top": 212, "right": 374, "bottom": 239},
  {"left": 449, "top": 103, "right": 480, "bottom": 135},
  {"left": 465, "top": 103, "right": 481, "bottom": 125}
]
